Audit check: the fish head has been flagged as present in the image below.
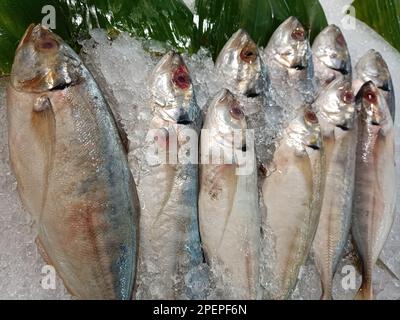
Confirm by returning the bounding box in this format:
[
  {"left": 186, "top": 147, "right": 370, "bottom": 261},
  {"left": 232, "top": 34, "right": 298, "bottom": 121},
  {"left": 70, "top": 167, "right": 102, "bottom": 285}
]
[
  {"left": 149, "top": 51, "right": 196, "bottom": 124},
  {"left": 312, "top": 24, "right": 351, "bottom": 76},
  {"left": 314, "top": 78, "right": 356, "bottom": 130},
  {"left": 206, "top": 89, "right": 247, "bottom": 152},
  {"left": 355, "top": 50, "right": 392, "bottom": 92},
  {"left": 286, "top": 106, "right": 322, "bottom": 152},
  {"left": 11, "top": 24, "right": 81, "bottom": 93},
  {"left": 215, "top": 29, "right": 263, "bottom": 98},
  {"left": 266, "top": 16, "right": 310, "bottom": 70},
  {"left": 357, "top": 81, "right": 389, "bottom": 127}
]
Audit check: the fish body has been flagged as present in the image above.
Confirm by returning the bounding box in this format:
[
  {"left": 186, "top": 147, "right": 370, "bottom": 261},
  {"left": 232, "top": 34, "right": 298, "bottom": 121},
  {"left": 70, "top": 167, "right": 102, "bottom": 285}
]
[
  {"left": 354, "top": 50, "right": 395, "bottom": 122},
  {"left": 312, "top": 78, "right": 357, "bottom": 300},
  {"left": 312, "top": 24, "right": 352, "bottom": 93},
  {"left": 135, "top": 52, "right": 203, "bottom": 299},
  {"left": 264, "top": 17, "right": 315, "bottom": 120},
  {"left": 198, "top": 89, "right": 260, "bottom": 299},
  {"left": 261, "top": 106, "right": 324, "bottom": 300},
  {"left": 7, "top": 24, "right": 138, "bottom": 299},
  {"left": 352, "top": 82, "right": 396, "bottom": 300}
]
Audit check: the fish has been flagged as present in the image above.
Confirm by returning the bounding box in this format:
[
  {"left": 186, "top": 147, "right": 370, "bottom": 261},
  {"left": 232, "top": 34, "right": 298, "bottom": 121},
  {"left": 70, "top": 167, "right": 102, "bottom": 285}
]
[
  {"left": 134, "top": 51, "right": 203, "bottom": 299},
  {"left": 264, "top": 16, "right": 315, "bottom": 119},
  {"left": 352, "top": 81, "right": 396, "bottom": 300},
  {"left": 312, "top": 24, "right": 352, "bottom": 92},
  {"left": 261, "top": 106, "right": 324, "bottom": 300},
  {"left": 198, "top": 89, "right": 260, "bottom": 299},
  {"left": 312, "top": 78, "right": 357, "bottom": 300},
  {"left": 354, "top": 50, "right": 395, "bottom": 122},
  {"left": 7, "top": 24, "right": 139, "bottom": 299}
]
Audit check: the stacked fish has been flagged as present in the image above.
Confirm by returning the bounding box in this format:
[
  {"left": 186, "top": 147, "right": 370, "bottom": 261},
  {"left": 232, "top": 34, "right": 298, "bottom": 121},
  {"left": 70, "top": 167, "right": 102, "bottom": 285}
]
[{"left": 6, "top": 17, "right": 396, "bottom": 300}]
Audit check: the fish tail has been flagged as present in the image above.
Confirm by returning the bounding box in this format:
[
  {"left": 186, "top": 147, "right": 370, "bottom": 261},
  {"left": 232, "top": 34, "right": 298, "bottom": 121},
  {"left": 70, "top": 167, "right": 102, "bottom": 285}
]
[
  {"left": 355, "top": 278, "right": 373, "bottom": 300},
  {"left": 320, "top": 278, "right": 333, "bottom": 300}
]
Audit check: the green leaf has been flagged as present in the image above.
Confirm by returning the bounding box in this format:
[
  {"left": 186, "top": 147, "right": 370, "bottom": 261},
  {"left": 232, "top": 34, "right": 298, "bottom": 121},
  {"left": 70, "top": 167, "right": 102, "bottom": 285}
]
[
  {"left": 194, "top": 0, "right": 328, "bottom": 59},
  {"left": 352, "top": 0, "right": 400, "bottom": 53},
  {"left": 0, "top": 0, "right": 195, "bottom": 75}
]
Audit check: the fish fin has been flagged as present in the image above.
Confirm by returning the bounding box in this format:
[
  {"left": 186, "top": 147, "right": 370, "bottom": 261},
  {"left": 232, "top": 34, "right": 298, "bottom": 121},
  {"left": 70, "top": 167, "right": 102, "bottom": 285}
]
[
  {"left": 376, "top": 258, "right": 400, "bottom": 281},
  {"left": 354, "top": 280, "right": 373, "bottom": 300}
]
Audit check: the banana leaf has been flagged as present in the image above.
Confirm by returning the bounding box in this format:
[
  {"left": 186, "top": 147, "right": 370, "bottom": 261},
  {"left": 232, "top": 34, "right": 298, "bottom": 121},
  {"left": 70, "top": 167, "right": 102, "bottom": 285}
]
[
  {"left": 0, "top": 0, "right": 328, "bottom": 75},
  {"left": 352, "top": 0, "right": 400, "bottom": 52}
]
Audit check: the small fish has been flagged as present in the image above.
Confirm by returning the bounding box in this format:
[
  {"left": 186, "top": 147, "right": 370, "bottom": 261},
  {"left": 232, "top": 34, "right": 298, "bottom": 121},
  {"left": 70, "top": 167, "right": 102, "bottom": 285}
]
[
  {"left": 198, "top": 89, "right": 260, "bottom": 299},
  {"left": 312, "top": 78, "right": 357, "bottom": 300},
  {"left": 135, "top": 51, "right": 203, "bottom": 299},
  {"left": 264, "top": 16, "right": 315, "bottom": 117},
  {"left": 354, "top": 50, "right": 395, "bottom": 122},
  {"left": 312, "top": 24, "right": 352, "bottom": 92},
  {"left": 7, "top": 24, "right": 139, "bottom": 299},
  {"left": 261, "top": 106, "right": 324, "bottom": 300},
  {"left": 352, "top": 81, "right": 396, "bottom": 300}
]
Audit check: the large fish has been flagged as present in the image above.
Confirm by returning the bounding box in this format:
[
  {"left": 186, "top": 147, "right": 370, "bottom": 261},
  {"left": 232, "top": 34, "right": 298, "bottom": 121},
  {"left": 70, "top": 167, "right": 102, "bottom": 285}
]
[
  {"left": 261, "top": 106, "right": 324, "bottom": 300},
  {"left": 135, "top": 51, "right": 203, "bottom": 299},
  {"left": 312, "top": 25, "right": 352, "bottom": 92},
  {"left": 354, "top": 50, "right": 395, "bottom": 122},
  {"left": 352, "top": 81, "right": 396, "bottom": 300},
  {"left": 264, "top": 17, "right": 315, "bottom": 119},
  {"left": 198, "top": 89, "right": 260, "bottom": 299},
  {"left": 7, "top": 24, "right": 139, "bottom": 299},
  {"left": 312, "top": 78, "right": 357, "bottom": 300}
]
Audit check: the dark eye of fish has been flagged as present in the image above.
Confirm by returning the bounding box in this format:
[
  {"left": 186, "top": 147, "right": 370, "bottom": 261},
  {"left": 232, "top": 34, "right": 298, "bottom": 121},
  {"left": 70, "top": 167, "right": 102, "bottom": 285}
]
[
  {"left": 304, "top": 109, "right": 318, "bottom": 124},
  {"left": 291, "top": 27, "right": 305, "bottom": 41},
  {"left": 341, "top": 90, "right": 354, "bottom": 104},
  {"left": 336, "top": 34, "right": 346, "bottom": 47},
  {"left": 172, "top": 65, "right": 190, "bottom": 90},
  {"left": 36, "top": 38, "right": 58, "bottom": 51},
  {"left": 240, "top": 44, "right": 257, "bottom": 64},
  {"left": 364, "top": 89, "right": 378, "bottom": 104},
  {"left": 230, "top": 105, "right": 245, "bottom": 120}
]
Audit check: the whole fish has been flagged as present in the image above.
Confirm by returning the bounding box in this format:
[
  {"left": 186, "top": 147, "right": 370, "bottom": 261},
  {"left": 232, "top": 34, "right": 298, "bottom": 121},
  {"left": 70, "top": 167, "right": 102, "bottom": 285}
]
[
  {"left": 312, "top": 24, "right": 352, "bottom": 92},
  {"left": 135, "top": 51, "right": 203, "bottom": 299},
  {"left": 312, "top": 78, "right": 357, "bottom": 300},
  {"left": 352, "top": 81, "right": 396, "bottom": 300},
  {"left": 7, "top": 24, "right": 139, "bottom": 299},
  {"left": 264, "top": 16, "right": 315, "bottom": 120},
  {"left": 354, "top": 50, "right": 395, "bottom": 122},
  {"left": 261, "top": 106, "right": 324, "bottom": 300},
  {"left": 198, "top": 89, "right": 260, "bottom": 299}
]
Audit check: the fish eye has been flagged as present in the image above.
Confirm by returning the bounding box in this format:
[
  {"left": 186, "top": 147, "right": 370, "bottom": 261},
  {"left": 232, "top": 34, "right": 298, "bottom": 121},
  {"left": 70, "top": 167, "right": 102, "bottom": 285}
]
[
  {"left": 172, "top": 65, "right": 191, "bottom": 90},
  {"left": 229, "top": 105, "right": 245, "bottom": 120},
  {"left": 364, "top": 89, "right": 377, "bottom": 104},
  {"left": 291, "top": 27, "right": 305, "bottom": 41},
  {"left": 304, "top": 109, "right": 318, "bottom": 124},
  {"left": 36, "top": 37, "right": 59, "bottom": 51},
  {"left": 240, "top": 45, "right": 257, "bottom": 64},
  {"left": 336, "top": 34, "right": 346, "bottom": 47},
  {"left": 341, "top": 89, "right": 354, "bottom": 104}
]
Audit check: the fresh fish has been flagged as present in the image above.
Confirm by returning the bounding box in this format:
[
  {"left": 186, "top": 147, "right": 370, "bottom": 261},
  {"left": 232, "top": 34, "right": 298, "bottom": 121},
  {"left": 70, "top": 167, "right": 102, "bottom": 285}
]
[
  {"left": 7, "top": 24, "right": 139, "bottom": 299},
  {"left": 264, "top": 17, "right": 315, "bottom": 119},
  {"left": 354, "top": 50, "right": 395, "bottom": 122},
  {"left": 352, "top": 81, "right": 396, "bottom": 300},
  {"left": 312, "top": 24, "right": 352, "bottom": 92},
  {"left": 198, "top": 89, "right": 260, "bottom": 299},
  {"left": 312, "top": 78, "right": 357, "bottom": 300},
  {"left": 261, "top": 106, "right": 324, "bottom": 300},
  {"left": 135, "top": 51, "right": 203, "bottom": 299}
]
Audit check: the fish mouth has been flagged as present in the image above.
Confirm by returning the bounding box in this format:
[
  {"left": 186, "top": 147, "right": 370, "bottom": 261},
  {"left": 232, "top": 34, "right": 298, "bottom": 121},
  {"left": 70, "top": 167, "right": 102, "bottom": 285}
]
[
  {"left": 307, "top": 144, "right": 320, "bottom": 150},
  {"left": 244, "top": 91, "right": 261, "bottom": 98},
  {"left": 336, "top": 124, "right": 350, "bottom": 131},
  {"left": 371, "top": 120, "right": 380, "bottom": 126},
  {"left": 293, "top": 64, "right": 306, "bottom": 71},
  {"left": 176, "top": 117, "right": 192, "bottom": 125}
]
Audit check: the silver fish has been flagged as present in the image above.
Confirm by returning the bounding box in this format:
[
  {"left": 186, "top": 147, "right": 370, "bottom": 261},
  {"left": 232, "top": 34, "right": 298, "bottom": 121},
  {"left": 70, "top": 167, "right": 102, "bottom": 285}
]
[
  {"left": 354, "top": 50, "right": 395, "bottom": 122},
  {"left": 261, "top": 106, "right": 324, "bottom": 300},
  {"left": 312, "top": 24, "right": 352, "bottom": 92},
  {"left": 312, "top": 78, "right": 357, "bottom": 300},
  {"left": 7, "top": 24, "right": 139, "bottom": 299},
  {"left": 352, "top": 81, "right": 396, "bottom": 300},
  {"left": 264, "top": 16, "right": 315, "bottom": 117},
  {"left": 135, "top": 51, "right": 203, "bottom": 299},
  {"left": 198, "top": 89, "right": 260, "bottom": 299}
]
